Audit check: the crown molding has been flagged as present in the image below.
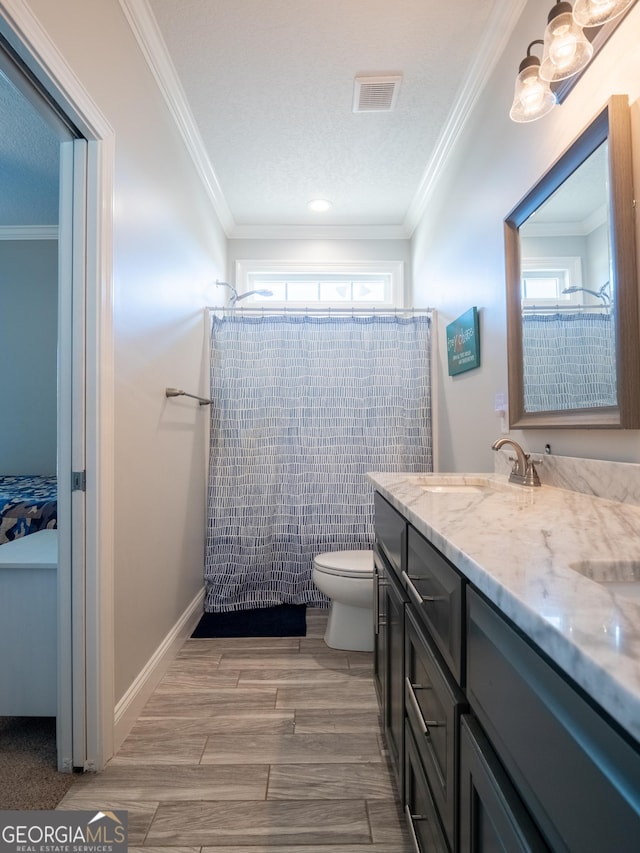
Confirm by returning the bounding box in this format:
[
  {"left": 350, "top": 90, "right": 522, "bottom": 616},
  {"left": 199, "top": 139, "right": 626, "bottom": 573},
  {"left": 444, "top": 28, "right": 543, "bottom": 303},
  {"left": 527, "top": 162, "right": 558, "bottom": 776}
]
[
  {"left": 0, "top": 224, "right": 58, "bottom": 239},
  {"left": 229, "top": 222, "right": 411, "bottom": 241},
  {"left": 120, "top": 0, "right": 524, "bottom": 244},
  {"left": 0, "top": 0, "right": 113, "bottom": 141},
  {"left": 403, "top": 0, "right": 528, "bottom": 237},
  {"left": 119, "top": 0, "right": 235, "bottom": 236},
  {"left": 118, "top": 0, "right": 409, "bottom": 242}
]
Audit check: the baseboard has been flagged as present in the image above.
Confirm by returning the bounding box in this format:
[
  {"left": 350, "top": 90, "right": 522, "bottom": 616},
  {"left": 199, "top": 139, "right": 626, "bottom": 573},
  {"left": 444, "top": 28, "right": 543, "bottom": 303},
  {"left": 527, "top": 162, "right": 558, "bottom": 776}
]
[{"left": 113, "top": 586, "right": 204, "bottom": 753}]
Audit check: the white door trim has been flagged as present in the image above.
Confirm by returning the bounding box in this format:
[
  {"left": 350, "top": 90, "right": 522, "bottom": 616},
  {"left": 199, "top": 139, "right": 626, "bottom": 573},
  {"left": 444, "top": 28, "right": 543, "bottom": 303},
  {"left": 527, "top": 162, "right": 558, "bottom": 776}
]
[{"left": 0, "top": 0, "right": 115, "bottom": 770}]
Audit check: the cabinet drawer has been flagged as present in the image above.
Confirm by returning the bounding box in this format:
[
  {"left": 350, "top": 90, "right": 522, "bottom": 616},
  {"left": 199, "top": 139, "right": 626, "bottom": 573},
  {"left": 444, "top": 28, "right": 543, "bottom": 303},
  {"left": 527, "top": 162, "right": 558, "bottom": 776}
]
[
  {"left": 467, "top": 588, "right": 640, "bottom": 853},
  {"left": 405, "top": 722, "right": 449, "bottom": 853},
  {"left": 374, "top": 492, "right": 406, "bottom": 576},
  {"left": 405, "top": 606, "right": 466, "bottom": 850},
  {"left": 405, "top": 525, "right": 464, "bottom": 682},
  {"left": 459, "top": 715, "right": 549, "bottom": 853}
]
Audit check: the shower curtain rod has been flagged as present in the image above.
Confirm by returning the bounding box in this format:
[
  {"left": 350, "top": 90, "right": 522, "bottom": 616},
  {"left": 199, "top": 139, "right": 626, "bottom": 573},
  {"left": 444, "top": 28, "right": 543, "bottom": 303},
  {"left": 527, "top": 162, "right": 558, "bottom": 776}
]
[
  {"left": 206, "top": 305, "right": 434, "bottom": 315},
  {"left": 522, "top": 304, "right": 611, "bottom": 314}
]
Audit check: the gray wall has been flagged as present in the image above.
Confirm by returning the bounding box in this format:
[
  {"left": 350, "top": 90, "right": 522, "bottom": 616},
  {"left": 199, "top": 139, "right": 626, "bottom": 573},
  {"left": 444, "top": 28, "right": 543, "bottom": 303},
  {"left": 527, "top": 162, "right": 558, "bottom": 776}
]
[
  {"left": 25, "top": 0, "right": 228, "bottom": 705},
  {"left": 0, "top": 239, "right": 57, "bottom": 474},
  {"left": 412, "top": 2, "right": 640, "bottom": 468}
]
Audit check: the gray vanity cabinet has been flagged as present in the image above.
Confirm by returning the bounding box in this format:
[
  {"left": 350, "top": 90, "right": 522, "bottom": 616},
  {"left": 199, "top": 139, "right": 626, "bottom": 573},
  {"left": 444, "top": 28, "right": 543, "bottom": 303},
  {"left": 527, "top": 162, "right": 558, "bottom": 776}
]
[
  {"left": 374, "top": 493, "right": 408, "bottom": 793},
  {"left": 373, "top": 487, "right": 640, "bottom": 853},
  {"left": 405, "top": 722, "right": 450, "bottom": 853},
  {"left": 459, "top": 715, "right": 549, "bottom": 853},
  {"left": 384, "top": 560, "right": 408, "bottom": 790},
  {"left": 405, "top": 526, "right": 464, "bottom": 684},
  {"left": 405, "top": 606, "right": 466, "bottom": 850},
  {"left": 466, "top": 587, "right": 640, "bottom": 853},
  {"left": 373, "top": 548, "right": 387, "bottom": 707}
]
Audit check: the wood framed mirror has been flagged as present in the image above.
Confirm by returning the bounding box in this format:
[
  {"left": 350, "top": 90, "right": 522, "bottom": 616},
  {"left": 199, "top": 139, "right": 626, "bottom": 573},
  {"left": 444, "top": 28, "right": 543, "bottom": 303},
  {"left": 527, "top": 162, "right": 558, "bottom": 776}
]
[{"left": 504, "top": 95, "right": 640, "bottom": 428}]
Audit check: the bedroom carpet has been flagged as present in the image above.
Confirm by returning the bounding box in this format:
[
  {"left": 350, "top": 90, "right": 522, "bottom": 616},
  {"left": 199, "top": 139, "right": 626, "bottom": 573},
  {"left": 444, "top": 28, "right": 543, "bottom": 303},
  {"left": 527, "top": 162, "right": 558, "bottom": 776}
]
[
  {"left": 0, "top": 716, "right": 76, "bottom": 809},
  {"left": 191, "top": 603, "right": 308, "bottom": 638}
]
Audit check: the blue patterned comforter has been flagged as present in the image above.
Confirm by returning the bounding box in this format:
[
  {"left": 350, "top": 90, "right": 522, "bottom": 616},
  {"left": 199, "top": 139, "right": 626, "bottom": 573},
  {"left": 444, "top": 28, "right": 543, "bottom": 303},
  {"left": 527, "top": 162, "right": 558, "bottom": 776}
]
[{"left": 0, "top": 475, "right": 57, "bottom": 545}]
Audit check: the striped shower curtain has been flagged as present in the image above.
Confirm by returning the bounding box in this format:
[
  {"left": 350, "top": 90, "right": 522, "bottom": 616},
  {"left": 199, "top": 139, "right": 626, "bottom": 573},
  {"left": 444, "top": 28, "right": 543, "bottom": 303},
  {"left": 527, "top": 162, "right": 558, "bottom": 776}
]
[
  {"left": 522, "top": 313, "right": 616, "bottom": 412},
  {"left": 205, "top": 312, "right": 432, "bottom": 612}
]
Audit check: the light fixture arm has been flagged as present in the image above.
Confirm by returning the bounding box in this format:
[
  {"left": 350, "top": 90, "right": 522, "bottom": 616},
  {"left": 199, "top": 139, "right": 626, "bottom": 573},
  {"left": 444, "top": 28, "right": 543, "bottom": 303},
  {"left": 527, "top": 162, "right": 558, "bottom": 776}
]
[{"left": 526, "top": 38, "right": 545, "bottom": 58}]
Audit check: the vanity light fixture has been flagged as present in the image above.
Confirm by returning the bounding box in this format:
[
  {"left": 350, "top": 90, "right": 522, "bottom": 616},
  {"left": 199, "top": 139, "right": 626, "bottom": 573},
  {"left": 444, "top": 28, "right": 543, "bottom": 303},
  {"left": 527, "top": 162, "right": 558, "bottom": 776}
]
[
  {"left": 539, "top": 1, "right": 593, "bottom": 82},
  {"left": 509, "top": 40, "right": 557, "bottom": 122},
  {"left": 307, "top": 199, "right": 332, "bottom": 212},
  {"left": 572, "top": 0, "right": 634, "bottom": 27}
]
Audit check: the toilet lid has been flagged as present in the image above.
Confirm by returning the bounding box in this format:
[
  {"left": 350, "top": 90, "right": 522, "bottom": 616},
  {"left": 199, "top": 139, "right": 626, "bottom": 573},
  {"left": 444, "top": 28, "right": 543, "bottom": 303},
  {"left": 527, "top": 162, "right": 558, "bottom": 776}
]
[{"left": 314, "top": 549, "right": 374, "bottom": 577}]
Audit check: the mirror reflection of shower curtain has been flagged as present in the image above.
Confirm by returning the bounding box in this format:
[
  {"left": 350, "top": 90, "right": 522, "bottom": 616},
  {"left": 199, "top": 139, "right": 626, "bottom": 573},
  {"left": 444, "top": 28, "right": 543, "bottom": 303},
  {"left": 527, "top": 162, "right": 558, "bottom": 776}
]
[
  {"left": 522, "top": 313, "right": 616, "bottom": 412},
  {"left": 205, "top": 313, "right": 432, "bottom": 612}
]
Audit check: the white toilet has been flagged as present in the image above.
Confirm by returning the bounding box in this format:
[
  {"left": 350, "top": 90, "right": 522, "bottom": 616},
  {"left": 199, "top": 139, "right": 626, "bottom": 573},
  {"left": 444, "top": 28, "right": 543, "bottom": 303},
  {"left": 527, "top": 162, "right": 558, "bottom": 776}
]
[{"left": 312, "top": 549, "right": 374, "bottom": 651}]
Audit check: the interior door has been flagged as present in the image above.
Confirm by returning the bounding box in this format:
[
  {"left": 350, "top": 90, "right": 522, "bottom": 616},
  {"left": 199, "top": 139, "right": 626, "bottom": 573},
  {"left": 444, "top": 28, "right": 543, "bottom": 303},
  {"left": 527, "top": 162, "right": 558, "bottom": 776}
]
[
  {"left": 0, "top": 32, "right": 88, "bottom": 772},
  {"left": 57, "top": 138, "right": 88, "bottom": 771}
]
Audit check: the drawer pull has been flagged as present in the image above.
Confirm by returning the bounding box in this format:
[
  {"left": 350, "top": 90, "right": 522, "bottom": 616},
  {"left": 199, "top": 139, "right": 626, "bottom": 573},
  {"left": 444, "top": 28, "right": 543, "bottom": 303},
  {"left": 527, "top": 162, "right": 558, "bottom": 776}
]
[
  {"left": 402, "top": 571, "right": 424, "bottom": 608},
  {"left": 402, "top": 571, "right": 443, "bottom": 605},
  {"left": 405, "top": 678, "right": 441, "bottom": 731},
  {"left": 404, "top": 805, "right": 424, "bottom": 853},
  {"left": 406, "top": 677, "right": 446, "bottom": 791}
]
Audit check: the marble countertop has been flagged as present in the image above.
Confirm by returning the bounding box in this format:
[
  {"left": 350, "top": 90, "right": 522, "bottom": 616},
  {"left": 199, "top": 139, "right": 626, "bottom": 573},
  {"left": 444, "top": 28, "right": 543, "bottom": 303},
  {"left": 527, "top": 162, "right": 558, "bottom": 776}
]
[{"left": 368, "top": 471, "right": 640, "bottom": 744}]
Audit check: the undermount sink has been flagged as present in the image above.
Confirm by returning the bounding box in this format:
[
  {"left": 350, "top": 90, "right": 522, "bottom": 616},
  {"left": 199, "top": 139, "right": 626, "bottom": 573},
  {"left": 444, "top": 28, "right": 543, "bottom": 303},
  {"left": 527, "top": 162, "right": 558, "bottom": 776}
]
[
  {"left": 412, "top": 476, "right": 502, "bottom": 494},
  {"left": 569, "top": 560, "right": 640, "bottom": 603}
]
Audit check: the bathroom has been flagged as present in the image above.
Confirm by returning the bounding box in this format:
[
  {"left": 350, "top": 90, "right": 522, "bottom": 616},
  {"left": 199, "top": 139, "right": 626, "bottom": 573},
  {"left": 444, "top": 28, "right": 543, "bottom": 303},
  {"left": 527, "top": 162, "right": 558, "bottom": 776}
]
[{"left": 1, "top": 0, "right": 640, "bottom": 840}]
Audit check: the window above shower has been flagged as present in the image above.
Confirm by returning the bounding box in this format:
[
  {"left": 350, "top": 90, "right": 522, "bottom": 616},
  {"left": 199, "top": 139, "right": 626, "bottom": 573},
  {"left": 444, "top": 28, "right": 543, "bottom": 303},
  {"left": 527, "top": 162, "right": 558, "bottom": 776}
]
[{"left": 234, "top": 259, "right": 405, "bottom": 309}]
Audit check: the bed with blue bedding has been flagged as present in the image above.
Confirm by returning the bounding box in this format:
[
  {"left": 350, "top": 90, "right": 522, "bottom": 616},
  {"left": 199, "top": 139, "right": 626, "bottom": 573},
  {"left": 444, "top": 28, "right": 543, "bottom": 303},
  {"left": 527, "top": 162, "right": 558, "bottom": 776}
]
[{"left": 0, "top": 475, "right": 57, "bottom": 545}]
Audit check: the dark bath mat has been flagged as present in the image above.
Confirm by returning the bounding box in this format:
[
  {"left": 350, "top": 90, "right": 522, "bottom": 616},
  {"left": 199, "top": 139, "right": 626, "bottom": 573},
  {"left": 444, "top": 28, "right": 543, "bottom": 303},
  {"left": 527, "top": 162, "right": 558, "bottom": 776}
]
[{"left": 191, "top": 604, "right": 307, "bottom": 638}]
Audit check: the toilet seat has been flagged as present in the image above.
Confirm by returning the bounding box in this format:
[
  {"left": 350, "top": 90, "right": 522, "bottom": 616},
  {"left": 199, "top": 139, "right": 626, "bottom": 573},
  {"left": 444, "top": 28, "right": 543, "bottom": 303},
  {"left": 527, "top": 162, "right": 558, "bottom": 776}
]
[{"left": 313, "top": 549, "right": 373, "bottom": 578}]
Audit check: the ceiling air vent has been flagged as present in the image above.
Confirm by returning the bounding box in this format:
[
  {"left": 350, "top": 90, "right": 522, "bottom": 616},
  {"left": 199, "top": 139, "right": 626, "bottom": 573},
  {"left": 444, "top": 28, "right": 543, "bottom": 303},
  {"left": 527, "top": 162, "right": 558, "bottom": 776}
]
[{"left": 353, "top": 74, "right": 402, "bottom": 113}]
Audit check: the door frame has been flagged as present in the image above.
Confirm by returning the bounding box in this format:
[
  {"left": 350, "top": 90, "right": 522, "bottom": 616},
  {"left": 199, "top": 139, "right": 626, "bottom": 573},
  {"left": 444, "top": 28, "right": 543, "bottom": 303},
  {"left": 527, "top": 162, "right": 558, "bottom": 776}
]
[{"left": 0, "top": 0, "right": 115, "bottom": 770}]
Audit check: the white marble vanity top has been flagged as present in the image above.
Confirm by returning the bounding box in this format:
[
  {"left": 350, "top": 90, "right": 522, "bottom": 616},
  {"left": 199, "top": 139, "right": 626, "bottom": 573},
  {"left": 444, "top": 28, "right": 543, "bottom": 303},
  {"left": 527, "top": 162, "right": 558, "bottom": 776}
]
[{"left": 368, "top": 471, "right": 640, "bottom": 744}]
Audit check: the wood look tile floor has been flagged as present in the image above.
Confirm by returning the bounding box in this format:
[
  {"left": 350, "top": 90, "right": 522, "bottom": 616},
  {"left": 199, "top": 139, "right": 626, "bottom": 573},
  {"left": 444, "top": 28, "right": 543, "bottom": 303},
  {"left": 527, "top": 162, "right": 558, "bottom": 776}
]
[{"left": 58, "top": 608, "right": 413, "bottom": 852}]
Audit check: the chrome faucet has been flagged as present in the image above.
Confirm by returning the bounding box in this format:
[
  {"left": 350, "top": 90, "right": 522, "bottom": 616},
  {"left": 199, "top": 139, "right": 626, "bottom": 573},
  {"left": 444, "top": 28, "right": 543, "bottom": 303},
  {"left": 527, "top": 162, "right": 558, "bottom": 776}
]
[{"left": 491, "top": 438, "right": 541, "bottom": 487}]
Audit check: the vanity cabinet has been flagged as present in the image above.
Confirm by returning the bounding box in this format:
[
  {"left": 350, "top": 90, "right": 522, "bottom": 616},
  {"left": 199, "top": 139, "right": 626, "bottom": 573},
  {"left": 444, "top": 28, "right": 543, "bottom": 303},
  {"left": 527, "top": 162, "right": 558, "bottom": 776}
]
[
  {"left": 459, "top": 715, "right": 548, "bottom": 853},
  {"left": 405, "top": 721, "right": 450, "bottom": 853},
  {"left": 374, "top": 493, "right": 408, "bottom": 792},
  {"left": 405, "top": 526, "right": 464, "bottom": 684},
  {"left": 405, "top": 606, "right": 466, "bottom": 850},
  {"left": 466, "top": 587, "right": 640, "bottom": 852},
  {"left": 373, "top": 488, "right": 640, "bottom": 853}
]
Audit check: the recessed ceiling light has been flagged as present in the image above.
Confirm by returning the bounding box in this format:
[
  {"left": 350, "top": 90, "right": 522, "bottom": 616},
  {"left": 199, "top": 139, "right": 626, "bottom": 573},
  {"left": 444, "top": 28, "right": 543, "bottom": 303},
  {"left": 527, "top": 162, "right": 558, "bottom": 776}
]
[{"left": 307, "top": 199, "right": 332, "bottom": 212}]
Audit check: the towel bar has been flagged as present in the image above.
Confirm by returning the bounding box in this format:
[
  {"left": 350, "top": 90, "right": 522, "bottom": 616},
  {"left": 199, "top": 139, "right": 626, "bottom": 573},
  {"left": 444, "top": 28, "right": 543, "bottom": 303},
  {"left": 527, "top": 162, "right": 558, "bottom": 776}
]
[{"left": 165, "top": 387, "right": 212, "bottom": 406}]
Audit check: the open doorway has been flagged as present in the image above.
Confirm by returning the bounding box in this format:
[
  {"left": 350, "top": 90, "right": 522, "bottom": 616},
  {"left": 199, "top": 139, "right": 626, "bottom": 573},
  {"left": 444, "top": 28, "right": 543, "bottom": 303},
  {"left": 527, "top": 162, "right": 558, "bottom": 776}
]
[{"left": 0, "top": 9, "right": 115, "bottom": 774}]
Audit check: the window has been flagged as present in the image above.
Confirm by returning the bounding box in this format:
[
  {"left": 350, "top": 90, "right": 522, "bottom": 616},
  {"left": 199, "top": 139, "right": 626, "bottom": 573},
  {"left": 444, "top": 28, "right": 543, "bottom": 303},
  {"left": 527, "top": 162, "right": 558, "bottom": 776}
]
[
  {"left": 235, "top": 260, "right": 404, "bottom": 309},
  {"left": 521, "top": 256, "right": 583, "bottom": 306}
]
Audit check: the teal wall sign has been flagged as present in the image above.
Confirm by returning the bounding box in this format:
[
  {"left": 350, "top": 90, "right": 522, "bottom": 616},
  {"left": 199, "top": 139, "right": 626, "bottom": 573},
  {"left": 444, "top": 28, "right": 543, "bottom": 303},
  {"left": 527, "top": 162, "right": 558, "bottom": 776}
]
[{"left": 446, "top": 307, "right": 480, "bottom": 376}]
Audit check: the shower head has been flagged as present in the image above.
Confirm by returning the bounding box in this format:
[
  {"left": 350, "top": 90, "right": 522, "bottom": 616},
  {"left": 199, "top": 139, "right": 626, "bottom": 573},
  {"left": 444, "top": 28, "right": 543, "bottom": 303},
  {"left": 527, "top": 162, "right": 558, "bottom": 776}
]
[
  {"left": 215, "top": 280, "right": 273, "bottom": 304},
  {"left": 562, "top": 282, "right": 611, "bottom": 304},
  {"left": 235, "top": 289, "right": 273, "bottom": 302}
]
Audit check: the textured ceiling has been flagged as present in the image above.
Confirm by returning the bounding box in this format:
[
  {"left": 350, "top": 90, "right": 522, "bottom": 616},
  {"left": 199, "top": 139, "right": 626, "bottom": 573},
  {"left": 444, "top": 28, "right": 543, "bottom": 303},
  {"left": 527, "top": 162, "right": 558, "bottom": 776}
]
[
  {"left": 0, "top": 70, "right": 59, "bottom": 227},
  {"left": 145, "top": 0, "right": 505, "bottom": 235},
  {"left": 0, "top": 0, "right": 519, "bottom": 235}
]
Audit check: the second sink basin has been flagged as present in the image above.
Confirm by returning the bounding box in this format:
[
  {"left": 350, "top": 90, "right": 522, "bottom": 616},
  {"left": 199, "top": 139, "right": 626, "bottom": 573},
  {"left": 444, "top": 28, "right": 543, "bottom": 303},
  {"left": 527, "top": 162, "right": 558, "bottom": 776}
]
[{"left": 569, "top": 560, "right": 640, "bottom": 603}]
